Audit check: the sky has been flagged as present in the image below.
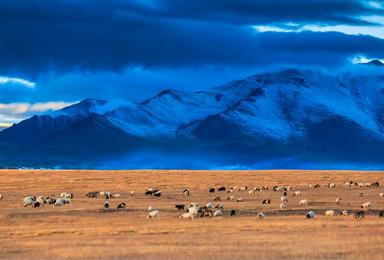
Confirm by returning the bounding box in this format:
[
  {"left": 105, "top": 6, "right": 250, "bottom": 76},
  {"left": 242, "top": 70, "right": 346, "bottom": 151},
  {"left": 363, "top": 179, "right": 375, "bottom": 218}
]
[{"left": 0, "top": 0, "right": 384, "bottom": 129}]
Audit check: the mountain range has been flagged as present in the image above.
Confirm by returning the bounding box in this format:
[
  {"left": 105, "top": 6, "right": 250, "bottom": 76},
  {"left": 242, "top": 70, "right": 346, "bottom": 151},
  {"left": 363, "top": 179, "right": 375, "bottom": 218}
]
[{"left": 1, "top": 61, "right": 384, "bottom": 169}]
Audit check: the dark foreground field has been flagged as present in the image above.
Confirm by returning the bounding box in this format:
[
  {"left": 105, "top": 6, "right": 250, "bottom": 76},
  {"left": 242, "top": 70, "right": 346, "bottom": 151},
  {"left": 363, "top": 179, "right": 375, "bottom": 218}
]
[{"left": 0, "top": 170, "right": 383, "bottom": 259}]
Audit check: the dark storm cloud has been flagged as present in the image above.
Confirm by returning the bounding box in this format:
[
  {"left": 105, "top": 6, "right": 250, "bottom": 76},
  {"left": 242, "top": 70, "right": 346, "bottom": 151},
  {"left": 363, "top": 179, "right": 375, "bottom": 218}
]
[{"left": 0, "top": 0, "right": 383, "bottom": 76}]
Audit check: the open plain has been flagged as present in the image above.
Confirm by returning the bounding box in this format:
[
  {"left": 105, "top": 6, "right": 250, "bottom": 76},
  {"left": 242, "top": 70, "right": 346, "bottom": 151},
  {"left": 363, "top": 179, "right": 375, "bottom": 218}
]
[{"left": 0, "top": 169, "right": 383, "bottom": 259}]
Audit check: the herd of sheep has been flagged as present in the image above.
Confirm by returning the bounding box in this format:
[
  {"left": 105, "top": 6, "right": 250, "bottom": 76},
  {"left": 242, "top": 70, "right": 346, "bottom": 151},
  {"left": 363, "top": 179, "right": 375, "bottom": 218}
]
[{"left": 1, "top": 180, "right": 383, "bottom": 220}]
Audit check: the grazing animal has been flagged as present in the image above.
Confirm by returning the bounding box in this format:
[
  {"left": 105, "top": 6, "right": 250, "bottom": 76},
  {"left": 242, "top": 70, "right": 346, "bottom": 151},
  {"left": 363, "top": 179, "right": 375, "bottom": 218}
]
[
  {"left": 209, "top": 188, "right": 215, "bottom": 193},
  {"left": 299, "top": 199, "right": 308, "bottom": 206},
  {"left": 33, "top": 201, "right": 41, "bottom": 208},
  {"left": 327, "top": 183, "right": 336, "bottom": 188},
  {"left": 293, "top": 191, "right": 301, "bottom": 197},
  {"left": 248, "top": 190, "right": 255, "bottom": 195},
  {"left": 325, "top": 210, "right": 335, "bottom": 216},
  {"left": 214, "top": 196, "right": 221, "bottom": 201},
  {"left": 104, "top": 192, "right": 113, "bottom": 199},
  {"left": 353, "top": 210, "right": 365, "bottom": 220},
  {"left": 218, "top": 187, "right": 226, "bottom": 192},
  {"left": 86, "top": 191, "right": 99, "bottom": 198},
  {"left": 341, "top": 210, "right": 349, "bottom": 216},
  {"left": 240, "top": 186, "right": 248, "bottom": 192},
  {"left": 379, "top": 211, "right": 384, "bottom": 217},
  {"left": 237, "top": 197, "right": 244, "bottom": 202},
  {"left": 257, "top": 212, "right": 265, "bottom": 219},
  {"left": 187, "top": 206, "right": 199, "bottom": 216},
  {"left": 306, "top": 211, "right": 315, "bottom": 219},
  {"left": 130, "top": 191, "right": 135, "bottom": 196},
  {"left": 175, "top": 204, "right": 185, "bottom": 211},
  {"left": 230, "top": 209, "right": 236, "bottom": 216},
  {"left": 206, "top": 202, "right": 214, "bottom": 209},
  {"left": 183, "top": 189, "right": 190, "bottom": 196},
  {"left": 379, "top": 193, "right": 384, "bottom": 197},
  {"left": 23, "top": 196, "right": 36, "bottom": 207},
  {"left": 336, "top": 197, "right": 342, "bottom": 204},
  {"left": 281, "top": 194, "right": 288, "bottom": 203},
  {"left": 103, "top": 200, "right": 110, "bottom": 210},
  {"left": 36, "top": 196, "right": 45, "bottom": 205},
  {"left": 60, "top": 192, "right": 74, "bottom": 199},
  {"left": 54, "top": 198, "right": 71, "bottom": 206},
  {"left": 371, "top": 181, "right": 379, "bottom": 187},
  {"left": 227, "top": 196, "right": 235, "bottom": 201},
  {"left": 262, "top": 199, "right": 271, "bottom": 204},
  {"left": 153, "top": 191, "right": 162, "bottom": 197},
  {"left": 147, "top": 210, "right": 159, "bottom": 218},
  {"left": 179, "top": 212, "right": 194, "bottom": 220},
  {"left": 0, "top": 194, "right": 3, "bottom": 200},
  {"left": 361, "top": 202, "right": 372, "bottom": 210},
  {"left": 117, "top": 203, "right": 126, "bottom": 210},
  {"left": 279, "top": 203, "right": 287, "bottom": 210},
  {"left": 112, "top": 194, "right": 120, "bottom": 199},
  {"left": 213, "top": 210, "right": 223, "bottom": 217}
]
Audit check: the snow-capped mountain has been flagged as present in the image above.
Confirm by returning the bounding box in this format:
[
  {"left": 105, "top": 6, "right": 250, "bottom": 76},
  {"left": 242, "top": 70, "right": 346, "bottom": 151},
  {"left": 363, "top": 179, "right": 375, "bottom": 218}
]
[{"left": 1, "top": 66, "right": 384, "bottom": 169}]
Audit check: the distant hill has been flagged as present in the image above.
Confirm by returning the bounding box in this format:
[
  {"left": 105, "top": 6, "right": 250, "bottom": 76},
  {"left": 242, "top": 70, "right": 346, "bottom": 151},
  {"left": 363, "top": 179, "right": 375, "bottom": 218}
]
[{"left": 1, "top": 66, "right": 384, "bottom": 169}]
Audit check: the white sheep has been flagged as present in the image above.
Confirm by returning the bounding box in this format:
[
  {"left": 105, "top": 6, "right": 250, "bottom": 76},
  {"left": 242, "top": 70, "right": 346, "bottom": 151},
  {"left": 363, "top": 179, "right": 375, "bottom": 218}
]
[
  {"left": 237, "top": 197, "right": 244, "bottom": 202},
  {"left": 179, "top": 212, "right": 194, "bottom": 220},
  {"left": 336, "top": 197, "right": 342, "bottom": 204},
  {"left": 112, "top": 193, "right": 120, "bottom": 199},
  {"left": 36, "top": 196, "right": 45, "bottom": 205},
  {"left": 280, "top": 195, "right": 288, "bottom": 203},
  {"left": 147, "top": 210, "right": 159, "bottom": 218},
  {"left": 54, "top": 197, "right": 71, "bottom": 206},
  {"left": 280, "top": 202, "right": 287, "bottom": 209},
  {"left": 293, "top": 191, "right": 301, "bottom": 197},
  {"left": 299, "top": 199, "right": 308, "bottom": 206},
  {"left": 248, "top": 190, "right": 255, "bottom": 195},
  {"left": 23, "top": 196, "right": 36, "bottom": 207},
  {"left": 328, "top": 183, "right": 336, "bottom": 188},
  {"left": 213, "top": 210, "right": 223, "bottom": 217},
  {"left": 188, "top": 206, "right": 199, "bottom": 216},
  {"left": 341, "top": 210, "right": 349, "bottom": 215},
  {"left": 306, "top": 211, "right": 315, "bottom": 219},
  {"left": 325, "top": 210, "right": 335, "bottom": 216},
  {"left": 130, "top": 191, "right": 135, "bottom": 196},
  {"left": 240, "top": 186, "right": 247, "bottom": 191},
  {"left": 361, "top": 202, "right": 372, "bottom": 209},
  {"left": 60, "top": 192, "right": 73, "bottom": 199},
  {"left": 379, "top": 193, "right": 384, "bottom": 197},
  {"left": 257, "top": 212, "right": 266, "bottom": 219}
]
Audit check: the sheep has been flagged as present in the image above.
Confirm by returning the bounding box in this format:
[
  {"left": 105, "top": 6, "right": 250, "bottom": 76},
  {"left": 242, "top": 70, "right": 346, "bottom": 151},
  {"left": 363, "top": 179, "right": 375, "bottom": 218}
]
[
  {"left": 36, "top": 196, "right": 45, "bottom": 205},
  {"left": 206, "top": 202, "right": 214, "bottom": 209},
  {"left": 379, "top": 211, "right": 384, "bottom": 218},
  {"left": 371, "top": 181, "right": 380, "bottom": 187},
  {"left": 209, "top": 188, "right": 215, "bottom": 193},
  {"left": 353, "top": 210, "right": 365, "bottom": 220},
  {"left": 0, "top": 194, "right": 3, "bottom": 200},
  {"left": 187, "top": 206, "right": 199, "bottom": 216},
  {"left": 248, "top": 190, "right": 255, "bottom": 195},
  {"left": 325, "top": 210, "right": 336, "bottom": 216},
  {"left": 227, "top": 196, "right": 235, "bottom": 201},
  {"left": 213, "top": 210, "right": 223, "bottom": 217},
  {"left": 299, "top": 199, "right": 308, "bottom": 206},
  {"left": 230, "top": 209, "right": 236, "bottom": 216},
  {"left": 147, "top": 210, "right": 159, "bottom": 218},
  {"left": 103, "top": 200, "right": 110, "bottom": 210},
  {"left": 130, "top": 191, "right": 135, "bottom": 196},
  {"left": 54, "top": 197, "right": 71, "bottom": 206},
  {"left": 153, "top": 191, "right": 162, "bottom": 197},
  {"left": 308, "top": 184, "right": 320, "bottom": 189},
  {"left": 257, "top": 212, "right": 266, "bottom": 219},
  {"left": 45, "top": 197, "right": 56, "bottom": 205},
  {"left": 336, "top": 197, "right": 342, "bottom": 204},
  {"left": 199, "top": 206, "right": 213, "bottom": 217},
  {"left": 292, "top": 191, "right": 301, "bottom": 197},
  {"left": 112, "top": 193, "right": 120, "bottom": 199},
  {"left": 281, "top": 193, "right": 288, "bottom": 203},
  {"left": 100, "top": 191, "right": 105, "bottom": 196},
  {"left": 179, "top": 212, "right": 194, "bottom": 220},
  {"left": 60, "top": 192, "right": 74, "bottom": 199},
  {"left": 279, "top": 202, "right": 287, "bottom": 210},
  {"left": 361, "top": 202, "right": 372, "bottom": 210},
  {"left": 262, "top": 198, "right": 271, "bottom": 204},
  {"left": 175, "top": 204, "right": 185, "bottom": 211},
  {"left": 104, "top": 192, "right": 113, "bottom": 199},
  {"left": 306, "top": 211, "right": 315, "bottom": 219},
  {"left": 218, "top": 187, "right": 226, "bottom": 192},
  {"left": 379, "top": 193, "right": 384, "bottom": 197},
  {"left": 86, "top": 191, "right": 99, "bottom": 198},
  {"left": 237, "top": 197, "right": 244, "bottom": 202},
  {"left": 341, "top": 210, "right": 350, "bottom": 216},
  {"left": 214, "top": 196, "right": 221, "bottom": 201},
  {"left": 227, "top": 188, "right": 234, "bottom": 193},
  {"left": 240, "top": 186, "right": 248, "bottom": 192},
  {"left": 23, "top": 196, "right": 36, "bottom": 207},
  {"left": 183, "top": 189, "right": 190, "bottom": 196},
  {"left": 327, "top": 183, "right": 336, "bottom": 188},
  {"left": 117, "top": 203, "right": 126, "bottom": 210}
]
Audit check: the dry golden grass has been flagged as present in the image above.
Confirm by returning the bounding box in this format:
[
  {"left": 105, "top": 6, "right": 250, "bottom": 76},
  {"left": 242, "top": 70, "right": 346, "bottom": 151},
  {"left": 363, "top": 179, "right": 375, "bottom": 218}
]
[{"left": 0, "top": 169, "right": 383, "bottom": 259}]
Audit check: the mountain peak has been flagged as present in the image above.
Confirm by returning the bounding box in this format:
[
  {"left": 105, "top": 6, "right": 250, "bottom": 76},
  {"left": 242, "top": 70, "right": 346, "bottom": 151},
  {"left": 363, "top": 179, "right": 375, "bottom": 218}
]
[{"left": 360, "top": 59, "right": 384, "bottom": 67}]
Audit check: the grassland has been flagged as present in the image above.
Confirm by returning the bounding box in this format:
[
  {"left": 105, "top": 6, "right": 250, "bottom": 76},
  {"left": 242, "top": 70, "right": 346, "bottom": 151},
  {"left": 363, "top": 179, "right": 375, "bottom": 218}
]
[{"left": 0, "top": 169, "right": 383, "bottom": 259}]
